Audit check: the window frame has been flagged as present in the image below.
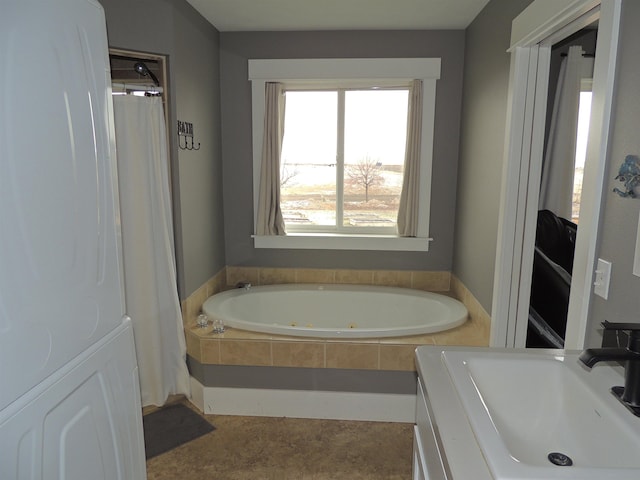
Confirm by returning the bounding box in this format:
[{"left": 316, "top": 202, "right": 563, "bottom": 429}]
[{"left": 249, "top": 58, "right": 441, "bottom": 251}]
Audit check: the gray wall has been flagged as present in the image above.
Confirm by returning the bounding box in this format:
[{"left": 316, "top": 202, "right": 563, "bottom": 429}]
[
  {"left": 220, "top": 31, "right": 465, "bottom": 271},
  {"left": 455, "top": 0, "right": 640, "bottom": 347},
  {"left": 452, "top": 0, "right": 534, "bottom": 311},
  {"left": 587, "top": 0, "right": 640, "bottom": 347},
  {"left": 99, "top": 0, "right": 226, "bottom": 298}
]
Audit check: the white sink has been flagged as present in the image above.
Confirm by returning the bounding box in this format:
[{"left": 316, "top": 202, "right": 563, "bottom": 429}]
[{"left": 442, "top": 350, "right": 640, "bottom": 479}]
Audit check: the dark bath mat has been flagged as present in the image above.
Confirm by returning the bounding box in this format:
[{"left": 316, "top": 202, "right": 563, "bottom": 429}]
[{"left": 143, "top": 403, "right": 215, "bottom": 459}]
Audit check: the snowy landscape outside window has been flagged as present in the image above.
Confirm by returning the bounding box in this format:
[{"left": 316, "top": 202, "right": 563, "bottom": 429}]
[{"left": 280, "top": 88, "right": 409, "bottom": 234}]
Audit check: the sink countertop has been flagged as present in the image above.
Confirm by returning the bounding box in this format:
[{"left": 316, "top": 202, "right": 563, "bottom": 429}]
[{"left": 415, "top": 345, "right": 631, "bottom": 480}]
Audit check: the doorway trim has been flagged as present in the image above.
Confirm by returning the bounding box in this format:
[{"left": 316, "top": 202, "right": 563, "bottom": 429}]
[{"left": 491, "top": 0, "right": 621, "bottom": 349}]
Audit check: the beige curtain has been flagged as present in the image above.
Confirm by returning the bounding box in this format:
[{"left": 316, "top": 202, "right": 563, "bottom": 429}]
[
  {"left": 397, "top": 79, "right": 423, "bottom": 237},
  {"left": 256, "top": 82, "right": 287, "bottom": 235}
]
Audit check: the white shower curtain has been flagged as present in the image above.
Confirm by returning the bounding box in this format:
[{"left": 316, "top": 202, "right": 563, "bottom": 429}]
[{"left": 113, "top": 95, "right": 190, "bottom": 407}]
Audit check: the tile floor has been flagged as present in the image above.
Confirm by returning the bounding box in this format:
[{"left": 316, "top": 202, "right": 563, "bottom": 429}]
[{"left": 145, "top": 401, "right": 414, "bottom": 479}]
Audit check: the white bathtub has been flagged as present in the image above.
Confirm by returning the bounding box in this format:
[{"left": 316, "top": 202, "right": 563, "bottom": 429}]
[{"left": 202, "top": 284, "right": 468, "bottom": 338}]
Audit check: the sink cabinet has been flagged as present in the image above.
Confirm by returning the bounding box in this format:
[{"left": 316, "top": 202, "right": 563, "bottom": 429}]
[
  {"left": 412, "top": 427, "right": 427, "bottom": 480},
  {"left": 413, "top": 346, "right": 494, "bottom": 480},
  {"left": 413, "top": 378, "right": 448, "bottom": 479}
]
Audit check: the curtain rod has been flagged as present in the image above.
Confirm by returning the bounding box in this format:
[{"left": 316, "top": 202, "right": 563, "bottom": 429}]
[
  {"left": 111, "top": 82, "right": 164, "bottom": 94},
  {"left": 109, "top": 53, "right": 159, "bottom": 64},
  {"left": 560, "top": 52, "right": 595, "bottom": 57}
]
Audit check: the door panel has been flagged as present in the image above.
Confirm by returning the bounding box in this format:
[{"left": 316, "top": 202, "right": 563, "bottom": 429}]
[
  {"left": 0, "top": 0, "right": 124, "bottom": 409},
  {"left": 0, "top": 323, "right": 146, "bottom": 480}
]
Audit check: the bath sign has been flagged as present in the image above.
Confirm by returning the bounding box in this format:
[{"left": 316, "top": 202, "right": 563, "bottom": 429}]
[
  {"left": 177, "top": 120, "right": 193, "bottom": 137},
  {"left": 177, "top": 120, "right": 200, "bottom": 151}
]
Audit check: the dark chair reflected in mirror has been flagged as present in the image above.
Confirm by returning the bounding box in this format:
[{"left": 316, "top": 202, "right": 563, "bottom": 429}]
[{"left": 527, "top": 209, "right": 577, "bottom": 348}]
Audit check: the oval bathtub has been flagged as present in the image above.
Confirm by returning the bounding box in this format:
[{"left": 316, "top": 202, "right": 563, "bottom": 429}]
[{"left": 202, "top": 284, "right": 468, "bottom": 339}]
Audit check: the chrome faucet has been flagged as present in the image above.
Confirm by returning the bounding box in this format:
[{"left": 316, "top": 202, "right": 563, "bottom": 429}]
[
  {"left": 579, "top": 321, "right": 640, "bottom": 416},
  {"left": 236, "top": 281, "right": 252, "bottom": 290}
]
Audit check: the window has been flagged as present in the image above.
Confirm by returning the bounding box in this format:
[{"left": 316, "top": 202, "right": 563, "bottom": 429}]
[
  {"left": 281, "top": 87, "right": 409, "bottom": 234},
  {"left": 249, "top": 58, "right": 440, "bottom": 251},
  {"left": 571, "top": 80, "right": 593, "bottom": 223}
]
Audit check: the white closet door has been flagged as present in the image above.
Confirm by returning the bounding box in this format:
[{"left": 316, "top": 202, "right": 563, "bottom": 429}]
[
  {"left": 0, "top": 0, "right": 125, "bottom": 410},
  {"left": 0, "top": 322, "right": 146, "bottom": 480}
]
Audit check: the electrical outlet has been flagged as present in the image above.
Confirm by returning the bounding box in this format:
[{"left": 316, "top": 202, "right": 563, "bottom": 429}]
[{"left": 594, "top": 258, "right": 612, "bottom": 299}]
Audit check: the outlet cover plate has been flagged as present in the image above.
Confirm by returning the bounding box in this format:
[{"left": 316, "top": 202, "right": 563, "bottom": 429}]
[{"left": 594, "top": 258, "right": 612, "bottom": 299}]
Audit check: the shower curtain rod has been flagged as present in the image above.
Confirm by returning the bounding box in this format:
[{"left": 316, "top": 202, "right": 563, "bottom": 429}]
[
  {"left": 109, "top": 53, "right": 159, "bottom": 64},
  {"left": 111, "top": 82, "right": 164, "bottom": 94},
  {"left": 560, "top": 52, "right": 595, "bottom": 57}
]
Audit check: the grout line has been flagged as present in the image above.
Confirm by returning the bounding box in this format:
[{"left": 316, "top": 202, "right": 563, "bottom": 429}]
[
  {"left": 322, "top": 342, "right": 327, "bottom": 368},
  {"left": 269, "top": 340, "right": 274, "bottom": 366}
]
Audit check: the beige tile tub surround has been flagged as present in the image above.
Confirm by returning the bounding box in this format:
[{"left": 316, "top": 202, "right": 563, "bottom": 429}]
[
  {"left": 181, "top": 268, "right": 226, "bottom": 326},
  {"left": 186, "top": 325, "right": 428, "bottom": 371},
  {"left": 183, "top": 267, "right": 491, "bottom": 372},
  {"left": 185, "top": 303, "right": 490, "bottom": 373},
  {"left": 183, "top": 266, "right": 453, "bottom": 326},
  {"left": 272, "top": 340, "right": 325, "bottom": 368},
  {"left": 225, "top": 266, "right": 452, "bottom": 292}
]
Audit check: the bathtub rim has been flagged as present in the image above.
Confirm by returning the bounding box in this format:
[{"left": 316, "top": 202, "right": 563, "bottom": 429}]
[{"left": 202, "top": 283, "right": 468, "bottom": 339}]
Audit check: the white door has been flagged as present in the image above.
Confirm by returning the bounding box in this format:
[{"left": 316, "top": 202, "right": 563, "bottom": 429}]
[
  {"left": 0, "top": 322, "right": 146, "bottom": 480},
  {"left": 0, "top": 1, "right": 146, "bottom": 478},
  {"left": 0, "top": 0, "right": 125, "bottom": 408}
]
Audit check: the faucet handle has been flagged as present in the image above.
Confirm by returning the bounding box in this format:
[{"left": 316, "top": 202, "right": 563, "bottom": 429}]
[{"left": 602, "top": 321, "right": 640, "bottom": 352}]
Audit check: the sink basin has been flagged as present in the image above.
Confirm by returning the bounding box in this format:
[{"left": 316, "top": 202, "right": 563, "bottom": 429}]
[{"left": 442, "top": 350, "right": 640, "bottom": 479}]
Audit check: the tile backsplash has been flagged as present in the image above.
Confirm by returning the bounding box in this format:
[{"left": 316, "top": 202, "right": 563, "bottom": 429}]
[
  {"left": 226, "top": 266, "right": 451, "bottom": 293},
  {"left": 182, "top": 266, "right": 489, "bottom": 329}
]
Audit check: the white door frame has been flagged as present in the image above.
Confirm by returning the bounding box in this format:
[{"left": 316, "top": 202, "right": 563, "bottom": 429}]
[{"left": 491, "top": 0, "right": 621, "bottom": 349}]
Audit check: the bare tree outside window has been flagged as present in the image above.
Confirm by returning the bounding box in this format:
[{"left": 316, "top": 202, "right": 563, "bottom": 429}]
[
  {"left": 280, "top": 159, "right": 299, "bottom": 188},
  {"left": 346, "top": 155, "right": 385, "bottom": 202}
]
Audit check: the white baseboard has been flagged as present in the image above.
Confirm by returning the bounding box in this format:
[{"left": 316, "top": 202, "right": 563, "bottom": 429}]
[{"left": 189, "top": 377, "right": 415, "bottom": 423}]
